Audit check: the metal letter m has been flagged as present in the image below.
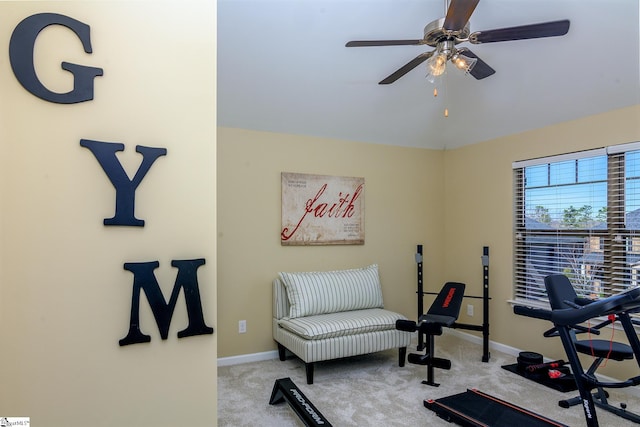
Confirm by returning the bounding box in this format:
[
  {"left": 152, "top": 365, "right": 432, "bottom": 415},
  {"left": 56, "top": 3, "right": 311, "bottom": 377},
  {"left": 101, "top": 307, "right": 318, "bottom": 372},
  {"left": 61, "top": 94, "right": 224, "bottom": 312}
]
[{"left": 119, "top": 258, "right": 214, "bottom": 346}]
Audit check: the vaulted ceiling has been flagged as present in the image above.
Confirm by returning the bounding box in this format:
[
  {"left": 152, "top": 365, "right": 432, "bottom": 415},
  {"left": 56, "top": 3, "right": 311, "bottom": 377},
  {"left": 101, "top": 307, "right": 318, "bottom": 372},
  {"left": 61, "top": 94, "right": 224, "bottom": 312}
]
[{"left": 218, "top": 0, "right": 640, "bottom": 150}]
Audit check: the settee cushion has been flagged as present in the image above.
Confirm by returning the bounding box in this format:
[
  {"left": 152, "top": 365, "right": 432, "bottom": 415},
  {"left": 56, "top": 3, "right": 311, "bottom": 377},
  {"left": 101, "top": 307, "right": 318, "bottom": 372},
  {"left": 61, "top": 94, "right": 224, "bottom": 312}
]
[
  {"left": 277, "top": 308, "right": 404, "bottom": 340},
  {"left": 279, "top": 264, "right": 384, "bottom": 318}
]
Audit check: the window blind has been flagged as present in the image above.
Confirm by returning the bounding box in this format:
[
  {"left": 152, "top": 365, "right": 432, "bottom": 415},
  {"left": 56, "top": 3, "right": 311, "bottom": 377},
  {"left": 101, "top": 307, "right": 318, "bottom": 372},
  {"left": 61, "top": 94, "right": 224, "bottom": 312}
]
[{"left": 513, "top": 143, "right": 640, "bottom": 305}]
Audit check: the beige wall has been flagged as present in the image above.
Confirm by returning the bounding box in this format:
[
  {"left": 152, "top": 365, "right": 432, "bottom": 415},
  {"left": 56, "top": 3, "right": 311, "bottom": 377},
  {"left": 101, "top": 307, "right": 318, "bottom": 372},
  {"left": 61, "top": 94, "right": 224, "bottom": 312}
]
[
  {"left": 444, "top": 105, "right": 640, "bottom": 379},
  {"left": 0, "top": 2, "right": 217, "bottom": 426},
  {"left": 217, "top": 128, "right": 444, "bottom": 357},
  {"left": 218, "top": 105, "right": 640, "bottom": 382}
]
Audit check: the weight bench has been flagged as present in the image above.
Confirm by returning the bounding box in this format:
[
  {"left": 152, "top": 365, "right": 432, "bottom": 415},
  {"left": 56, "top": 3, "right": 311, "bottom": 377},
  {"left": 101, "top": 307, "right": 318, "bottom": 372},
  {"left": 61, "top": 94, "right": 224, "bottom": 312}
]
[
  {"left": 514, "top": 274, "right": 640, "bottom": 427},
  {"left": 396, "top": 282, "right": 465, "bottom": 386}
]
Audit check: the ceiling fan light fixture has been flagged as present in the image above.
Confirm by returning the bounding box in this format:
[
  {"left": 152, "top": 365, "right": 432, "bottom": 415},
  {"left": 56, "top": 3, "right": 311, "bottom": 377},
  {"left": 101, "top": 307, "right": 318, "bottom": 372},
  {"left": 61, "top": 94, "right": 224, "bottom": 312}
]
[
  {"left": 428, "top": 52, "right": 447, "bottom": 77},
  {"left": 451, "top": 53, "right": 477, "bottom": 73}
]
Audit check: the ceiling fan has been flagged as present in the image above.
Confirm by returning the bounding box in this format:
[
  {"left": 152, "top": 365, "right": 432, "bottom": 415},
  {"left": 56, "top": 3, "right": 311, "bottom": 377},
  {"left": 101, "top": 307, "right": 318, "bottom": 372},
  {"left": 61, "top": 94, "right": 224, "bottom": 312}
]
[{"left": 346, "top": 0, "right": 570, "bottom": 84}]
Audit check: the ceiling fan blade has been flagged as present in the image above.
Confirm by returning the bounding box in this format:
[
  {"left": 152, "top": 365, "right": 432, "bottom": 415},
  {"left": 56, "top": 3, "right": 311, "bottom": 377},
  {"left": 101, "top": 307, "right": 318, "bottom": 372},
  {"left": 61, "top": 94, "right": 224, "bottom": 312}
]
[
  {"left": 469, "top": 19, "right": 570, "bottom": 44},
  {"left": 457, "top": 48, "right": 495, "bottom": 80},
  {"left": 443, "top": 0, "right": 480, "bottom": 32},
  {"left": 346, "top": 40, "right": 423, "bottom": 47},
  {"left": 379, "top": 52, "right": 434, "bottom": 85}
]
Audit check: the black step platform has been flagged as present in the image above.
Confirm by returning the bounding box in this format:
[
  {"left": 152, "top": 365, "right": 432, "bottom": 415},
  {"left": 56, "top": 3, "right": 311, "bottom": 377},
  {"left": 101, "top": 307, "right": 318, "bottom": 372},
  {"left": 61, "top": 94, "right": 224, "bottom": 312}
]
[
  {"left": 269, "top": 377, "right": 332, "bottom": 427},
  {"left": 425, "top": 388, "right": 568, "bottom": 427}
]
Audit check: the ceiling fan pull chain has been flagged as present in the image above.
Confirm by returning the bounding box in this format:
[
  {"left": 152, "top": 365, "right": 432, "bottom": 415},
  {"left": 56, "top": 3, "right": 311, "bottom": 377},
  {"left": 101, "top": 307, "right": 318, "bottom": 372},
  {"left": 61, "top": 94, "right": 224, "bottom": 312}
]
[{"left": 444, "top": 70, "right": 450, "bottom": 117}]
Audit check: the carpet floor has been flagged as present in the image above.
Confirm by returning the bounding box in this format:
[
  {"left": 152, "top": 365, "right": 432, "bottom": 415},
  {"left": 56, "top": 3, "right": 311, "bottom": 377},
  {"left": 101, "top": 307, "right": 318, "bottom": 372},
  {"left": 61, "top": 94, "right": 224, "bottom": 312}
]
[{"left": 218, "top": 332, "right": 640, "bottom": 426}]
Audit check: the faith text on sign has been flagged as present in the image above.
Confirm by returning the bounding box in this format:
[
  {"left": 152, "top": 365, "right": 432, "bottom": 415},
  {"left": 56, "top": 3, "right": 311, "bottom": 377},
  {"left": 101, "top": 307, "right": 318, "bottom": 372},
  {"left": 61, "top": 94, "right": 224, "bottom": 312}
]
[{"left": 281, "top": 172, "right": 364, "bottom": 246}]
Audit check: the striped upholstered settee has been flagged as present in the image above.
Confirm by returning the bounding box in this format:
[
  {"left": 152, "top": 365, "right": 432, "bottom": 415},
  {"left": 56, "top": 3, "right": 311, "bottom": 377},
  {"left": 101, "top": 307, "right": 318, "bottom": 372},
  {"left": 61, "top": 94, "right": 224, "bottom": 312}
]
[{"left": 272, "top": 264, "right": 412, "bottom": 384}]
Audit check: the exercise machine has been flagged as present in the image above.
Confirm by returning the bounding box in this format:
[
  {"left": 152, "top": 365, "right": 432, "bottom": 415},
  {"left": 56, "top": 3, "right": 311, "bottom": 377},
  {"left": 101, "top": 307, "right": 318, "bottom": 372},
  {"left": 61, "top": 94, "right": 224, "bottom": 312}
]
[
  {"left": 514, "top": 274, "right": 640, "bottom": 427},
  {"left": 396, "top": 281, "right": 465, "bottom": 386},
  {"left": 416, "top": 245, "right": 491, "bottom": 363},
  {"left": 396, "top": 245, "right": 491, "bottom": 386},
  {"left": 426, "top": 388, "right": 569, "bottom": 427}
]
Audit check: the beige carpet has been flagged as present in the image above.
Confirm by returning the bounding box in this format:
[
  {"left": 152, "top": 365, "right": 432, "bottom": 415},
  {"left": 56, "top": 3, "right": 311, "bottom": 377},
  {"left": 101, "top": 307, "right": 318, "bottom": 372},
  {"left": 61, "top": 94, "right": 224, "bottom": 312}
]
[{"left": 218, "top": 332, "right": 640, "bottom": 426}]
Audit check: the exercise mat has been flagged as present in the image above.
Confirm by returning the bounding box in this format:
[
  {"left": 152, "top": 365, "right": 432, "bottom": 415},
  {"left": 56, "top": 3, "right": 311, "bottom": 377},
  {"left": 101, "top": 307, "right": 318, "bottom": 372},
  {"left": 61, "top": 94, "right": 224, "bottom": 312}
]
[{"left": 502, "top": 363, "right": 576, "bottom": 392}]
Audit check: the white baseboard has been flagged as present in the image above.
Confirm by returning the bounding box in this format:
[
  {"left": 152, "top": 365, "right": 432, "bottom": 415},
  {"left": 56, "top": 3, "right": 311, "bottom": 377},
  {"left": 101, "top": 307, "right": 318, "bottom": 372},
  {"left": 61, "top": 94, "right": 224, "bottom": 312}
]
[
  {"left": 445, "top": 328, "right": 523, "bottom": 358},
  {"left": 218, "top": 350, "right": 279, "bottom": 367},
  {"left": 216, "top": 331, "right": 526, "bottom": 368},
  {"left": 217, "top": 331, "right": 640, "bottom": 398},
  {"left": 216, "top": 330, "right": 513, "bottom": 367}
]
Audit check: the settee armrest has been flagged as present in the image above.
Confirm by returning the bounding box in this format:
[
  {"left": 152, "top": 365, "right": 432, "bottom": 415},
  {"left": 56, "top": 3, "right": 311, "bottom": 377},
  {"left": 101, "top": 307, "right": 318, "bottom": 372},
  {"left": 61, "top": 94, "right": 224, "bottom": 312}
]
[{"left": 273, "top": 278, "right": 290, "bottom": 320}]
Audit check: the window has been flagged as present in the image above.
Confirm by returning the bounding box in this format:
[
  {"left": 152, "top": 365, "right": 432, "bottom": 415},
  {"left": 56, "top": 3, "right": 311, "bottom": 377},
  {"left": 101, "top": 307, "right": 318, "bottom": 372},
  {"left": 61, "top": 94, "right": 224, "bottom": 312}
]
[{"left": 513, "top": 143, "right": 640, "bottom": 305}]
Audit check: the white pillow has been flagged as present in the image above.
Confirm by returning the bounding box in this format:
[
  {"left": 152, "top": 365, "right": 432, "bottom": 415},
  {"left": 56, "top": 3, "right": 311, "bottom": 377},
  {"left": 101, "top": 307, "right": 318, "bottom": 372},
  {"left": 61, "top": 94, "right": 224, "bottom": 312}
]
[{"left": 279, "top": 264, "right": 384, "bottom": 318}]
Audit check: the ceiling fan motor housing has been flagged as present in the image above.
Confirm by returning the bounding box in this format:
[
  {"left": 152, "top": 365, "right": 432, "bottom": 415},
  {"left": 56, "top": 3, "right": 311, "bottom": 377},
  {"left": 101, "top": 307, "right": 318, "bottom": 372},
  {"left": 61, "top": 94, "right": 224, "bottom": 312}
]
[{"left": 423, "top": 18, "right": 470, "bottom": 47}]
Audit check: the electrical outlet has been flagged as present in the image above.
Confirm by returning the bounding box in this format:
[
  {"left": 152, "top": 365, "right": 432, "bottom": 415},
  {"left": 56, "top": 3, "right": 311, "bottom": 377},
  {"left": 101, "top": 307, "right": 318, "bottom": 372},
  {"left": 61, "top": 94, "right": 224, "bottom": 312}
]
[
  {"left": 467, "top": 304, "right": 474, "bottom": 317},
  {"left": 238, "top": 320, "right": 247, "bottom": 333}
]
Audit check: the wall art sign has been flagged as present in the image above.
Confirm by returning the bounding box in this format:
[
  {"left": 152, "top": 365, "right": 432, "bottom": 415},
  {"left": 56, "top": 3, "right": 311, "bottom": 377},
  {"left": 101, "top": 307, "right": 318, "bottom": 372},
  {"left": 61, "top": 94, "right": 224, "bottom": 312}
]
[{"left": 281, "top": 172, "right": 364, "bottom": 246}]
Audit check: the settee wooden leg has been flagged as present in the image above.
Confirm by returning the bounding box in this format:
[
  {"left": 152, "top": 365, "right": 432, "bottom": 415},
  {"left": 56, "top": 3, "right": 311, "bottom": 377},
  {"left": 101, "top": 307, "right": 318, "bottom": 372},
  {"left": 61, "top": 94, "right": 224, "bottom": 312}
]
[
  {"left": 277, "top": 343, "right": 286, "bottom": 361},
  {"left": 399, "top": 346, "right": 407, "bottom": 367},
  {"left": 305, "top": 363, "right": 314, "bottom": 385}
]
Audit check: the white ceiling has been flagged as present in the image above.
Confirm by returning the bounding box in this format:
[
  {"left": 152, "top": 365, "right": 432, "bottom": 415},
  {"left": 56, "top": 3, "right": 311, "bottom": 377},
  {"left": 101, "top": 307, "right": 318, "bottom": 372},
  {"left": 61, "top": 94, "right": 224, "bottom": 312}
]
[{"left": 217, "top": 0, "right": 640, "bottom": 150}]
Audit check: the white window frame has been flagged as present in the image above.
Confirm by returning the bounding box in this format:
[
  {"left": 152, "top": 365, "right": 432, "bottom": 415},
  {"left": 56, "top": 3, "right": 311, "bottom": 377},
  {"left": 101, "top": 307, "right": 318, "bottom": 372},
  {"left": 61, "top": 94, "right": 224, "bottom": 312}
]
[{"left": 513, "top": 142, "right": 640, "bottom": 308}]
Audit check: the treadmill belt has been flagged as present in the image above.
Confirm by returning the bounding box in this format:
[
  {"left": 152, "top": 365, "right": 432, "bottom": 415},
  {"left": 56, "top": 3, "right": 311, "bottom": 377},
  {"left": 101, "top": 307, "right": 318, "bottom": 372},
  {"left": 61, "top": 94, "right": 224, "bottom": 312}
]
[{"left": 425, "top": 389, "right": 568, "bottom": 427}]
